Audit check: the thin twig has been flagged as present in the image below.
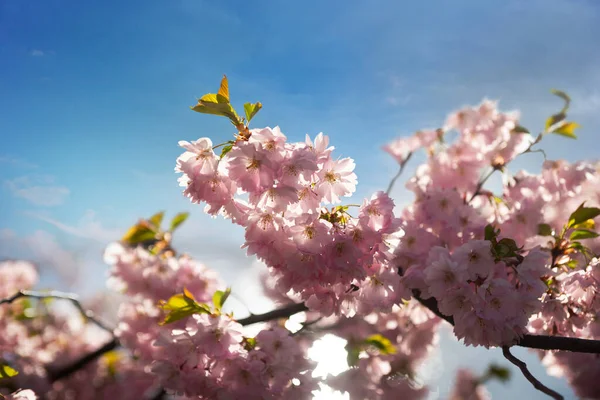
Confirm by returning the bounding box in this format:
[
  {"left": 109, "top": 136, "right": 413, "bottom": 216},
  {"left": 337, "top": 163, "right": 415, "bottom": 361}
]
[
  {"left": 236, "top": 302, "right": 308, "bottom": 326},
  {"left": 0, "top": 290, "right": 113, "bottom": 332},
  {"left": 386, "top": 152, "right": 413, "bottom": 195},
  {"left": 0, "top": 290, "right": 118, "bottom": 382},
  {"left": 467, "top": 167, "right": 496, "bottom": 203},
  {"left": 502, "top": 346, "right": 564, "bottom": 400}
]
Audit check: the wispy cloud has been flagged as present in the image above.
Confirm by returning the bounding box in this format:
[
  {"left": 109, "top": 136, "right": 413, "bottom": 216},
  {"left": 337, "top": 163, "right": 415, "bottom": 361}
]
[
  {"left": 0, "top": 228, "right": 81, "bottom": 287},
  {"left": 29, "top": 49, "right": 54, "bottom": 57},
  {"left": 25, "top": 209, "right": 120, "bottom": 243},
  {"left": 4, "top": 175, "right": 69, "bottom": 206},
  {"left": 0, "top": 156, "right": 38, "bottom": 169}
]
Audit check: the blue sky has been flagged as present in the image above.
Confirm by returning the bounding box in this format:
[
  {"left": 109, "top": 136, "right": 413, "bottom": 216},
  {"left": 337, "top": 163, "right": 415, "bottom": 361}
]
[{"left": 1, "top": 0, "right": 600, "bottom": 398}]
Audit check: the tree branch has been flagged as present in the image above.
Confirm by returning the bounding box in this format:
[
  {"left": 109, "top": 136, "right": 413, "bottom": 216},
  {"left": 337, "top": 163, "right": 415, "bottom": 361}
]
[
  {"left": 236, "top": 302, "right": 308, "bottom": 326},
  {"left": 0, "top": 290, "right": 113, "bottom": 333},
  {"left": 502, "top": 346, "right": 564, "bottom": 400},
  {"left": 0, "top": 290, "right": 118, "bottom": 383},
  {"left": 47, "top": 338, "right": 119, "bottom": 382},
  {"left": 386, "top": 152, "right": 413, "bottom": 195}
]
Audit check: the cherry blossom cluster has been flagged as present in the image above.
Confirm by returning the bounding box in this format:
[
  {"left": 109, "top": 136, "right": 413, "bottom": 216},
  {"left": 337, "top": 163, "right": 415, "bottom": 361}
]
[
  {"left": 152, "top": 316, "right": 316, "bottom": 399},
  {"left": 326, "top": 300, "right": 439, "bottom": 400},
  {"left": 417, "top": 243, "right": 548, "bottom": 347},
  {"left": 176, "top": 129, "right": 405, "bottom": 316},
  {"left": 104, "top": 240, "right": 320, "bottom": 398}
]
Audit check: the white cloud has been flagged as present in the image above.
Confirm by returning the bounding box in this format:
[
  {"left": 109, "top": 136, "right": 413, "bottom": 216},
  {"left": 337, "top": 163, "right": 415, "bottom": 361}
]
[
  {"left": 29, "top": 49, "right": 55, "bottom": 57},
  {"left": 0, "top": 156, "right": 37, "bottom": 169},
  {"left": 0, "top": 228, "right": 81, "bottom": 287},
  {"left": 4, "top": 175, "right": 69, "bottom": 206},
  {"left": 25, "top": 209, "right": 120, "bottom": 243}
]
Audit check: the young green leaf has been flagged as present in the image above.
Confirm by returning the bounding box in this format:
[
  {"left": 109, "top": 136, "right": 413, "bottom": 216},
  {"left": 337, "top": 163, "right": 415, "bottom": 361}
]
[
  {"left": 552, "top": 121, "right": 579, "bottom": 139},
  {"left": 511, "top": 125, "right": 529, "bottom": 134},
  {"left": 537, "top": 223, "right": 553, "bottom": 237},
  {"left": 121, "top": 222, "right": 156, "bottom": 245},
  {"left": 243, "top": 102, "right": 262, "bottom": 124},
  {"left": 573, "top": 219, "right": 595, "bottom": 230},
  {"left": 149, "top": 211, "right": 165, "bottom": 229},
  {"left": 550, "top": 89, "right": 571, "bottom": 113},
  {"left": 487, "top": 364, "right": 511, "bottom": 383},
  {"left": 569, "top": 229, "right": 600, "bottom": 241},
  {"left": 170, "top": 212, "right": 190, "bottom": 232},
  {"left": 242, "top": 337, "right": 257, "bottom": 351},
  {"left": 364, "top": 334, "right": 396, "bottom": 355},
  {"left": 218, "top": 75, "right": 230, "bottom": 102},
  {"left": 545, "top": 112, "right": 566, "bottom": 131},
  {"left": 212, "top": 288, "right": 231, "bottom": 312},
  {"left": 568, "top": 203, "right": 600, "bottom": 228},
  {"left": 0, "top": 364, "right": 18, "bottom": 379},
  {"left": 220, "top": 143, "right": 234, "bottom": 159},
  {"left": 102, "top": 351, "right": 122, "bottom": 378},
  {"left": 159, "top": 292, "right": 210, "bottom": 325},
  {"left": 484, "top": 224, "right": 499, "bottom": 242},
  {"left": 346, "top": 345, "right": 361, "bottom": 367}
]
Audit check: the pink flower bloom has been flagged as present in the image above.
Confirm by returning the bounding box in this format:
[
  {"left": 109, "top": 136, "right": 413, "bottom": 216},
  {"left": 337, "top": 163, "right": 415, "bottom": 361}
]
[
  {"left": 452, "top": 240, "right": 494, "bottom": 280},
  {"left": 226, "top": 141, "right": 275, "bottom": 193},
  {"left": 424, "top": 247, "right": 468, "bottom": 299},
  {"left": 4, "top": 389, "right": 38, "bottom": 400},
  {"left": 316, "top": 158, "right": 357, "bottom": 204}
]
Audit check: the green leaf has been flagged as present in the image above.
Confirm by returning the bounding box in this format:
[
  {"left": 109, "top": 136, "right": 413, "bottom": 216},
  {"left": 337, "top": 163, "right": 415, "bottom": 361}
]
[
  {"left": 487, "top": 364, "right": 511, "bottom": 383},
  {"left": 0, "top": 364, "right": 18, "bottom": 379},
  {"left": 212, "top": 288, "right": 231, "bottom": 312},
  {"left": 243, "top": 102, "right": 262, "bottom": 123},
  {"left": 511, "top": 125, "right": 529, "bottom": 134},
  {"left": 192, "top": 99, "right": 239, "bottom": 122},
  {"left": 484, "top": 224, "right": 499, "bottom": 242},
  {"left": 220, "top": 143, "right": 234, "bottom": 159},
  {"left": 574, "top": 219, "right": 595, "bottom": 230},
  {"left": 570, "top": 229, "right": 599, "bottom": 241},
  {"left": 364, "top": 334, "right": 396, "bottom": 355},
  {"left": 551, "top": 89, "right": 571, "bottom": 113},
  {"left": 545, "top": 112, "right": 566, "bottom": 131},
  {"left": 170, "top": 212, "right": 189, "bottom": 232},
  {"left": 537, "top": 223, "right": 553, "bottom": 237},
  {"left": 346, "top": 345, "right": 360, "bottom": 367},
  {"left": 552, "top": 121, "right": 580, "bottom": 139},
  {"left": 149, "top": 211, "right": 165, "bottom": 229},
  {"left": 218, "top": 75, "right": 230, "bottom": 102},
  {"left": 122, "top": 222, "right": 156, "bottom": 245},
  {"left": 102, "top": 350, "right": 121, "bottom": 378},
  {"left": 191, "top": 82, "right": 240, "bottom": 125},
  {"left": 568, "top": 203, "right": 600, "bottom": 228},
  {"left": 242, "top": 337, "right": 257, "bottom": 351},
  {"left": 495, "top": 238, "right": 520, "bottom": 258},
  {"left": 159, "top": 292, "right": 210, "bottom": 325}
]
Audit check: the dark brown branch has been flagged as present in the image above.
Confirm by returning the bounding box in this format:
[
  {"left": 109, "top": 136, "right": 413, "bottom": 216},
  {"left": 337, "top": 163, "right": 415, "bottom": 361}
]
[
  {"left": 236, "top": 302, "right": 308, "bottom": 326},
  {"left": 411, "top": 291, "right": 600, "bottom": 354},
  {"left": 0, "top": 290, "right": 113, "bottom": 332},
  {"left": 47, "top": 338, "right": 119, "bottom": 382},
  {"left": 502, "top": 346, "right": 564, "bottom": 400},
  {"left": 0, "top": 290, "right": 118, "bottom": 382}
]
